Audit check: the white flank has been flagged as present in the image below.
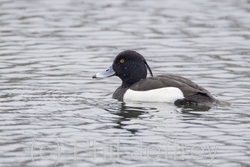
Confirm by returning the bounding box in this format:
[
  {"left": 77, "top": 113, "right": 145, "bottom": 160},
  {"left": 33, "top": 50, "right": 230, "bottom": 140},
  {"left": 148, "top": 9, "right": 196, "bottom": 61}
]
[{"left": 123, "top": 87, "right": 184, "bottom": 103}]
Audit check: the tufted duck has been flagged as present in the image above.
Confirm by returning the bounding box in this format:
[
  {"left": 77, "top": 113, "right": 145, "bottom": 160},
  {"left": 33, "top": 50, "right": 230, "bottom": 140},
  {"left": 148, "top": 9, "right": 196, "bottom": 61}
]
[{"left": 93, "top": 50, "right": 224, "bottom": 106}]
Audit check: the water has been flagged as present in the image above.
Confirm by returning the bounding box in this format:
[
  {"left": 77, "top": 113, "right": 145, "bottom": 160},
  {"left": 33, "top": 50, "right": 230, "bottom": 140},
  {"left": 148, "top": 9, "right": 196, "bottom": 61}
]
[{"left": 0, "top": 0, "right": 250, "bottom": 166}]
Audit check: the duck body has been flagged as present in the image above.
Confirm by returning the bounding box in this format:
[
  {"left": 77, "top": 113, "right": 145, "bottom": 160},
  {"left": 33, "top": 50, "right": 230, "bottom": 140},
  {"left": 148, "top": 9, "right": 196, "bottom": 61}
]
[
  {"left": 93, "top": 50, "right": 221, "bottom": 106},
  {"left": 113, "top": 74, "right": 218, "bottom": 106}
]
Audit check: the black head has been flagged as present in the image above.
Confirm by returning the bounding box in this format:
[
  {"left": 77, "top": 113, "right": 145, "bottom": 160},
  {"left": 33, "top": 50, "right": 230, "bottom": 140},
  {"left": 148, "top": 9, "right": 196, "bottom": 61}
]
[
  {"left": 113, "top": 50, "right": 153, "bottom": 87},
  {"left": 93, "top": 50, "right": 153, "bottom": 87}
]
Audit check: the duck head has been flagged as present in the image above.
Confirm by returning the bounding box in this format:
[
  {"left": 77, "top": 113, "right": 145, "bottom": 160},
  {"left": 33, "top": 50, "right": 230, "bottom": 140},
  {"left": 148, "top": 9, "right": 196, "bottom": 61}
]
[{"left": 93, "top": 50, "right": 153, "bottom": 87}]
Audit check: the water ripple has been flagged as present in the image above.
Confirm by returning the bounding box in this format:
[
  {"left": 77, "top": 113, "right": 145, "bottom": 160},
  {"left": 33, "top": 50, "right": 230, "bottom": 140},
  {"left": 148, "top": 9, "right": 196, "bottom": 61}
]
[{"left": 0, "top": 0, "right": 250, "bottom": 166}]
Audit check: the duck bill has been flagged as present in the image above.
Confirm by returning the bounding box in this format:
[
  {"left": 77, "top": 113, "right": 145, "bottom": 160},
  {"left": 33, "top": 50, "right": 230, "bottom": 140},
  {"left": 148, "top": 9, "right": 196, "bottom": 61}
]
[{"left": 92, "top": 66, "right": 115, "bottom": 78}]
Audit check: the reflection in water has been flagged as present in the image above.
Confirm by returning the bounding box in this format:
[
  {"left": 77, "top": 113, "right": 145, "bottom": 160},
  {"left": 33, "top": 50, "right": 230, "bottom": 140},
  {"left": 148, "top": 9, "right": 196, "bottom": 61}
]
[
  {"left": 112, "top": 104, "right": 150, "bottom": 134},
  {"left": 105, "top": 102, "right": 155, "bottom": 134},
  {"left": 178, "top": 104, "right": 211, "bottom": 112},
  {"left": 106, "top": 101, "right": 211, "bottom": 134}
]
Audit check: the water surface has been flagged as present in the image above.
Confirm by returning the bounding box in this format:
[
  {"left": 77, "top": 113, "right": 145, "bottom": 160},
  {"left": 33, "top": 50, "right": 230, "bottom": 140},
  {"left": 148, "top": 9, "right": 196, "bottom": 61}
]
[{"left": 0, "top": 0, "right": 250, "bottom": 166}]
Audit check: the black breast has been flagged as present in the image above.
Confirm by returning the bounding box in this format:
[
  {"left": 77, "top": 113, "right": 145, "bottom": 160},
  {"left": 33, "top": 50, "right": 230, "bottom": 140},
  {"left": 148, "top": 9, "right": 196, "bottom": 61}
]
[{"left": 113, "top": 86, "right": 129, "bottom": 101}]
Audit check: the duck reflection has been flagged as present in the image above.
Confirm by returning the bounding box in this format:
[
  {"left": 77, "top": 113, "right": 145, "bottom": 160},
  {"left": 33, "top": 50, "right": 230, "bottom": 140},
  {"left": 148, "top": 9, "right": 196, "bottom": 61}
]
[
  {"left": 105, "top": 102, "right": 156, "bottom": 134},
  {"left": 105, "top": 101, "right": 211, "bottom": 134}
]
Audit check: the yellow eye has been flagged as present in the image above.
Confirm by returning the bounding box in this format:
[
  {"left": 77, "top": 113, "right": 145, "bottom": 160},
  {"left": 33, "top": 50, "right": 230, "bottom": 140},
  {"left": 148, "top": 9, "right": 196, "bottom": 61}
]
[{"left": 120, "top": 59, "right": 125, "bottom": 63}]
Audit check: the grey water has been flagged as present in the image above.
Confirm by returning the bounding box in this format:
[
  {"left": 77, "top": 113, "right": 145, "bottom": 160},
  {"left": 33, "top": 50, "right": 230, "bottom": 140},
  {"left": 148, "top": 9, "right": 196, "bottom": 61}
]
[{"left": 0, "top": 0, "right": 250, "bottom": 166}]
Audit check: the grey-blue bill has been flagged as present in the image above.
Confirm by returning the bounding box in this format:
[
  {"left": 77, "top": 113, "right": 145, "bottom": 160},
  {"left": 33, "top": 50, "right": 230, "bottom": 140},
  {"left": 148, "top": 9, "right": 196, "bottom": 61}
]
[{"left": 92, "top": 66, "right": 115, "bottom": 78}]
